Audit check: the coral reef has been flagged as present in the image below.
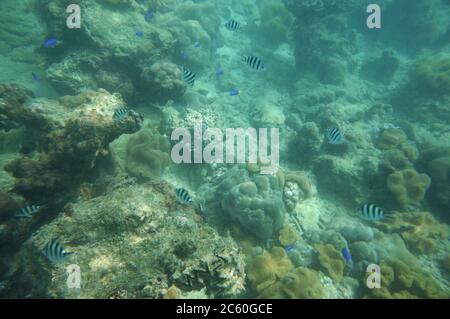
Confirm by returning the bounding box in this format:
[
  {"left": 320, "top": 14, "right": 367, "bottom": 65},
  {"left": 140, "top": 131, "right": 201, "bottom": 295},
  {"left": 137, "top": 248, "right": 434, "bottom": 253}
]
[
  {"left": 361, "top": 50, "right": 399, "bottom": 84},
  {"left": 314, "top": 244, "right": 345, "bottom": 282},
  {"left": 125, "top": 128, "right": 171, "bottom": 181},
  {"left": 376, "top": 128, "right": 407, "bottom": 150},
  {"left": 252, "top": 0, "right": 294, "bottom": 47},
  {"left": 386, "top": 169, "right": 431, "bottom": 211},
  {"left": 140, "top": 62, "right": 185, "bottom": 103},
  {"left": 278, "top": 225, "right": 299, "bottom": 246},
  {"left": 364, "top": 260, "right": 449, "bottom": 299},
  {"left": 420, "top": 146, "right": 450, "bottom": 215},
  {"left": 6, "top": 179, "right": 246, "bottom": 298},
  {"left": 375, "top": 211, "right": 449, "bottom": 255},
  {"left": 1, "top": 84, "right": 143, "bottom": 207},
  {"left": 198, "top": 167, "right": 286, "bottom": 240},
  {"left": 282, "top": 171, "right": 315, "bottom": 212}
]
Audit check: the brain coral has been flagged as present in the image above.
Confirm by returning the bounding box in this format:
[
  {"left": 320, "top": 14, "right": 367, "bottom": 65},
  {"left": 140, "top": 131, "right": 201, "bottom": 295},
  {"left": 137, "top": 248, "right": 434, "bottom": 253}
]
[
  {"left": 386, "top": 169, "right": 431, "bottom": 211},
  {"left": 125, "top": 129, "right": 171, "bottom": 180},
  {"left": 140, "top": 62, "right": 185, "bottom": 103},
  {"left": 199, "top": 167, "right": 286, "bottom": 240}
]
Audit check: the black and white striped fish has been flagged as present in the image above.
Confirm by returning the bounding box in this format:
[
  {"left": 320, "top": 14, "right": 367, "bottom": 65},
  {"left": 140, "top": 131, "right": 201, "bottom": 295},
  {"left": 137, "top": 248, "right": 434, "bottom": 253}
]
[
  {"left": 42, "top": 239, "right": 73, "bottom": 264},
  {"left": 175, "top": 188, "right": 193, "bottom": 205},
  {"left": 15, "top": 205, "right": 42, "bottom": 218},
  {"left": 182, "top": 67, "right": 196, "bottom": 87},
  {"left": 242, "top": 55, "right": 265, "bottom": 70},
  {"left": 225, "top": 19, "right": 240, "bottom": 31},
  {"left": 113, "top": 108, "right": 129, "bottom": 121},
  {"left": 326, "top": 127, "right": 345, "bottom": 144},
  {"left": 359, "top": 203, "right": 390, "bottom": 221}
]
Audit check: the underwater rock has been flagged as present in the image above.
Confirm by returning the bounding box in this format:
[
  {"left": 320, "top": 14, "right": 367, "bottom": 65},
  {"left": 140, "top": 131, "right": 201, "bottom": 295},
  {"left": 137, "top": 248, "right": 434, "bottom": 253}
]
[
  {"left": 199, "top": 167, "right": 286, "bottom": 241},
  {"left": 386, "top": 169, "right": 431, "bottom": 211},
  {"left": 375, "top": 211, "right": 449, "bottom": 255},
  {"left": 125, "top": 128, "right": 171, "bottom": 181},
  {"left": 3, "top": 87, "right": 143, "bottom": 207},
  {"left": 9, "top": 179, "right": 245, "bottom": 298}
]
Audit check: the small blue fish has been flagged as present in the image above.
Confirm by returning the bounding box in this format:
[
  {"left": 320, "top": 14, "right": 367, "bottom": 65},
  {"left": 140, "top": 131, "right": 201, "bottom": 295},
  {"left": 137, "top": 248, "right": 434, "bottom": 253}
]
[
  {"left": 215, "top": 68, "right": 224, "bottom": 77},
  {"left": 342, "top": 247, "right": 352, "bottom": 262},
  {"left": 175, "top": 188, "right": 193, "bottom": 205},
  {"left": 180, "top": 51, "right": 189, "bottom": 61},
  {"left": 285, "top": 245, "right": 294, "bottom": 253},
  {"left": 230, "top": 88, "right": 240, "bottom": 96},
  {"left": 194, "top": 41, "right": 201, "bottom": 48},
  {"left": 32, "top": 72, "right": 40, "bottom": 82},
  {"left": 144, "top": 10, "right": 154, "bottom": 22},
  {"left": 42, "top": 239, "right": 73, "bottom": 264},
  {"left": 43, "top": 38, "right": 57, "bottom": 48},
  {"left": 136, "top": 31, "right": 144, "bottom": 37}
]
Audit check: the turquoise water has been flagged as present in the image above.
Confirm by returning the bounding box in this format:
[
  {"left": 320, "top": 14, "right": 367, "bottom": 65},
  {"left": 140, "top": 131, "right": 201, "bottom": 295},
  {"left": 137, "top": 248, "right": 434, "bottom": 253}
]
[{"left": 0, "top": 0, "right": 449, "bottom": 299}]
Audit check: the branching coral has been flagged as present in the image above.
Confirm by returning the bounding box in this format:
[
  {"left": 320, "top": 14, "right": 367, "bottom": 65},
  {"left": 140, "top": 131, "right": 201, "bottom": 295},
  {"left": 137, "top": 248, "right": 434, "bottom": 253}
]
[{"left": 386, "top": 169, "right": 431, "bottom": 210}]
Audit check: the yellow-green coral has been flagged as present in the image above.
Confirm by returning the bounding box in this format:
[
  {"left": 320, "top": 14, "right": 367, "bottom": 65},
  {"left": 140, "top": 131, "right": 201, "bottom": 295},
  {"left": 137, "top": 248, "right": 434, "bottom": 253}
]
[
  {"left": 375, "top": 211, "right": 449, "bottom": 254},
  {"left": 376, "top": 128, "right": 406, "bottom": 150},
  {"left": 314, "top": 244, "right": 345, "bottom": 282},
  {"left": 246, "top": 246, "right": 325, "bottom": 298},
  {"left": 408, "top": 55, "right": 450, "bottom": 98},
  {"left": 365, "top": 260, "right": 449, "bottom": 299},
  {"left": 386, "top": 169, "right": 431, "bottom": 210},
  {"left": 278, "top": 224, "right": 299, "bottom": 246},
  {"left": 246, "top": 247, "right": 293, "bottom": 295}
]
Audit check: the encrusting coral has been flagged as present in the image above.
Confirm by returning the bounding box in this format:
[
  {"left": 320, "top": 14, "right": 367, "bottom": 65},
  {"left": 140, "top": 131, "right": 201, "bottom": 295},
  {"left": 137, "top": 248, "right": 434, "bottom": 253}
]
[
  {"left": 376, "top": 128, "right": 407, "bottom": 150},
  {"left": 314, "top": 244, "right": 345, "bottom": 282},
  {"left": 8, "top": 179, "right": 246, "bottom": 298},
  {"left": 374, "top": 211, "right": 449, "bottom": 255},
  {"left": 386, "top": 169, "right": 431, "bottom": 210},
  {"left": 364, "top": 260, "right": 449, "bottom": 299}
]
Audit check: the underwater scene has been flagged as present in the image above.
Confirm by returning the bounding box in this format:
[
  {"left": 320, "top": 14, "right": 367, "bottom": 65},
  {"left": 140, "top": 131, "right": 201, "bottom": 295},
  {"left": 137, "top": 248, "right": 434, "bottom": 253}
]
[{"left": 0, "top": 0, "right": 449, "bottom": 299}]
